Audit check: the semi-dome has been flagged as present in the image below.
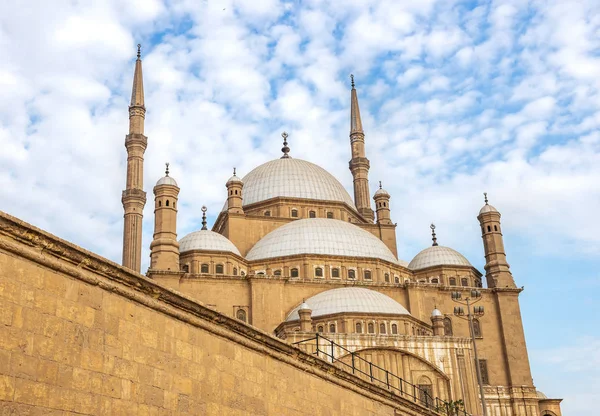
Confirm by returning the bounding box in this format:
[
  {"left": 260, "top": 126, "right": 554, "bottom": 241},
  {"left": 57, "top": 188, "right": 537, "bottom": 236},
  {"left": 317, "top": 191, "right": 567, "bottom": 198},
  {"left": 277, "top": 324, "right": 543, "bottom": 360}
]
[
  {"left": 156, "top": 175, "right": 178, "bottom": 187},
  {"left": 408, "top": 246, "right": 472, "bottom": 270},
  {"left": 179, "top": 230, "right": 241, "bottom": 256},
  {"left": 286, "top": 287, "right": 410, "bottom": 321},
  {"left": 222, "top": 158, "right": 355, "bottom": 210},
  {"left": 246, "top": 218, "right": 403, "bottom": 264}
]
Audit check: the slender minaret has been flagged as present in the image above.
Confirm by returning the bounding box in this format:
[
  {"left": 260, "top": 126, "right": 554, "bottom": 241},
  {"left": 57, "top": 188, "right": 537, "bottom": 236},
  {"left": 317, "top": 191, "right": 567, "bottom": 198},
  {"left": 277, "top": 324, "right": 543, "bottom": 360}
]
[
  {"left": 348, "top": 75, "right": 374, "bottom": 222},
  {"left": 122, "top": 44, "right": 147, "bottom": 272},
  {"left": 478, "top": 193, "right": 516, "bottom": 288}
]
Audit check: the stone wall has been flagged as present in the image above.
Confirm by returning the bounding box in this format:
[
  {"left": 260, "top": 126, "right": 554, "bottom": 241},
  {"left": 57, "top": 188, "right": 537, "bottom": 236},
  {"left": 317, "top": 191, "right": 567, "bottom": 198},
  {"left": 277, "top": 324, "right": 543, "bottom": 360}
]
[{"left": 0, "top": 211, "right": 436, "bottom": 416}]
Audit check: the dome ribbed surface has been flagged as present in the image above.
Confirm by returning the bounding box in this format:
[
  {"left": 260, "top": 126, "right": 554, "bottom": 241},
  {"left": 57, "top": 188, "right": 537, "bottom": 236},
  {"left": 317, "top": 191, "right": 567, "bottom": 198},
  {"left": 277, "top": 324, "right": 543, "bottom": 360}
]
[
  {"left": 223, "top": 158, "right": 355, "bottom": 210},
  {"left": 179, "top": 230, "right": 241, "bottom": 256},
  {"left": 286, "top": 287, "right": 410, "bottom": 321},
  {"left": 408, "top": 246, "right": 471, "bottom": 270},
  {"left": 156, "top": 176, "right": 178, "bottom": 187},
  {"left": 246, "top": 218, "right": 402, "bottom": 264}
]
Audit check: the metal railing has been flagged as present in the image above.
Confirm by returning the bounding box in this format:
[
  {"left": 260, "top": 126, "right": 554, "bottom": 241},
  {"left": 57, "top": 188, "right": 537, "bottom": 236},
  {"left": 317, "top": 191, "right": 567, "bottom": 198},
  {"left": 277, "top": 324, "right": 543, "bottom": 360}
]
[{"left": 292, "top": 333, "right": 470, "bottom": 416}]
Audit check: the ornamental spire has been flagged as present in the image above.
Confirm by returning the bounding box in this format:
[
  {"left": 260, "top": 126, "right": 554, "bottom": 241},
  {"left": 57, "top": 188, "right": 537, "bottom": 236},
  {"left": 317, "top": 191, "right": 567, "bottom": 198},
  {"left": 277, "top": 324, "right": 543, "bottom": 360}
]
[
  {"left": 130, "top": 44, "right": 144, "bottom": 108},
  {"left": 350, "top": 74, "right": 363, "bottom": 134},
  {"left": 430, "top": 223, "right": 438, "bottom": 246},
  {"left": 201, "top": 206, "right": 208, "bottom": 230},
  {"left": 484, "top": 192, "right": 489, "bottom": 205},
  {"left": 165, "top": 162, "right": 170, "bottom": 176},
  {"left": 281, "top": 131, "right": 290, "bottom": 158}
]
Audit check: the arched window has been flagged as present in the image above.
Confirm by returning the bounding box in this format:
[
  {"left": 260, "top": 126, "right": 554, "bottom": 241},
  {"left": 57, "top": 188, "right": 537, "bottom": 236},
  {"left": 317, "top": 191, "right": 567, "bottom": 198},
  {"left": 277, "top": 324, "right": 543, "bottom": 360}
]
[
  {"left": 367, "top": 323, "right": 375, "bottom": 334},
  {"left": 166, "top": 200, "right": 169, "bottom": 207},
  {"left": 431, "top": 278, "right": 439, "bottom": 284},
  {"left": 355, "top": 323, "right": 362, "bottom": 333},
  {"left": 315, "top": 267, "right": 323, "bottom": 278},
  {"left": 181, "top": 264, "right": 189, "bottom": 273},
  {"left": 461, "top": 278, "right": 469, "bottom": 287},
  {"left": 487, "top": 225, "right": 491, "bottom": 232},
  {"left": 418, "top": 376, "right": 433, "bottom": 408},
  {"left": 309, "top": 210, "right": 316, "bottom": 218},
  {"left": 234, "top": 189, "right": 238, "bottom": 195},
  {"left": 233, "top": 267, "right": 238, "bottom": 276},
  {"left": 240, "top": 270, "right": 245, "bottom": 276},
  {"left": 364, "top": 270, "right": 372, "bottom": 280},
  {"left": 494, "top": 225, "right": 498, "bottom": 231},
  {"left": 264, "top": 211, "right": 271, "bottom": 217},
  {"left": 444, "top": 317, "right": 453, "bottom": 336},
  {"left": 215, "top": 264, "right": 224, "bottom": 274},
  {"left": 394, "top": 276, "right": 400, "bottom": 283},
  {"left": 331, "top": 268, "right": 340, "bottom": 278},
  {"left": 348, "top": 269, "right": 356, "bottom": 280},
  {"left": 291, "top": 268, "right": 299, "bottom": 278},
  {"left": 391, "top": 324, "right": 398, "bottom": 334},
  {"left": 274, "top": 269, "right": 282, "bottom": 276},
  {"left": 158, "top": 201, "right": 162, "bottom": 207},
  {"left": 449, "top": 277, "right": 457, "bottom": 286},
  {"left": 385, "top": 273, "right": 390, "bottom": 282},
  {"left": 326, "top": 212, "right": 333, "bottom": 219},
  {"left": 291, "top": 209, "right": 298, "bottom": 218},
  {"left": 201, "top": 264, "right": 209, "bottom": 273},
  {"left": 173, "top": 202, "right": 176, "bottom": 209},
  {"left": 379, "top": 323, "right": 386, "bottom": 334},
  {"left": 473, "top": 319, "right": 482, "bottom": 337},
  {"left": 479, "top": 359, "right": 489, "bottom": 384},
  {"left": 329, "top": 324, "right": 335, "bottom": 333},
  {"left": 317, "top": 325, "right": 324, "bottom": 333},
  {"left": 236, "top": 309, "right": 247, "bottom": 322}
]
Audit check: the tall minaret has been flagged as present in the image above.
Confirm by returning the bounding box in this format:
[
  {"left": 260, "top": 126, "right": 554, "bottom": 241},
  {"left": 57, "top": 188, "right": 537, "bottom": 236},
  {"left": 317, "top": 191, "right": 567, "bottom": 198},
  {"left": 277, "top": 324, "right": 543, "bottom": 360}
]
[
  {"left": 121, "top": 44, "right": 147, "bottom": 273},
  {"left": 349, "top": 75, "right": 374, "bottom": 222}
]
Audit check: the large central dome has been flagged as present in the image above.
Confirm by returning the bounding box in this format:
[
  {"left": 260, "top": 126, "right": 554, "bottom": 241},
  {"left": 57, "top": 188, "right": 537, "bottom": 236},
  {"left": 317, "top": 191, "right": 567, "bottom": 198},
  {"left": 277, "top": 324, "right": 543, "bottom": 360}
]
[
  {"left": 246, "top": 218, "right": 402, "bottom": 264},
  {"left": 224, "top": 158, "right": 355, "bottom": 210}
]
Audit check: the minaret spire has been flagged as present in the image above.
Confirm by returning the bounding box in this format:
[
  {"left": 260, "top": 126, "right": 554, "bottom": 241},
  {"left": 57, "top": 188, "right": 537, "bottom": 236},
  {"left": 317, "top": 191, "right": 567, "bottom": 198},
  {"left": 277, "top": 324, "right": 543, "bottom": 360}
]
[
  {"left": 122, "top": 44, "right": 148, "bottom": 273},
  {"left": 348, "top": 74, "right": 374, "bottom": 222},
  {"left": 430, "top": 223, "right": 438, "bottom": 246}
]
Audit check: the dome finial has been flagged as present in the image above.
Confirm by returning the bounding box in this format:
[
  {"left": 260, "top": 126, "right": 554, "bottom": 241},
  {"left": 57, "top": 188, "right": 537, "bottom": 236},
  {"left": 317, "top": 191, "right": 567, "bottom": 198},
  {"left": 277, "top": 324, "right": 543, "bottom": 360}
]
[
  {"left": 233, "top": 167, "right": 236, "bottom": 176},
  {"left": 281, "top": 131, "right": 290, "bottom": 159},
  {"left": 201, "top": 206, "right": 208, "bottom": 230},
  {"left": 165, "top": 162, "right": 170, "bottom": 176},
  {"left": 350, "top": 74, "right": 355, "bottom": 89},
  {"left": 430, "top": 223, "right": 438, "bottom": 246},
  {"left": 484, "top": 192, "right": 489, "bottom": 205},
  {"left": 137, "top": 44, "right": 141, "bottom": 60},
  {"left": 379, "top": 181, "right": 382, "bottom": 189}
]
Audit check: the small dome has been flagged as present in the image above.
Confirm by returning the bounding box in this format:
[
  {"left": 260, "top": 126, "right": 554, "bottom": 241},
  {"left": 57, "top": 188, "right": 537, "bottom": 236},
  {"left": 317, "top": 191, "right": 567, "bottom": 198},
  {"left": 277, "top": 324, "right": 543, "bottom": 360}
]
[
  {"left": 479, "top": 204, "right": 498, "bottom": 215},
  {"left": 179, "top": 230, "right": 241, "bottom": 256},
  {"left": 431, "top": 308, "right": 443, "bottom": 317},
  {"left": 156, "top": 175, "right": 178, "bottom": 187},
  {"left": 286, "top": 288, "right": 410, "bottom": 321},
  {"left": 374, "top": 188, "right": 390, "bottom": 197},
  {"left": 222, "top": 158, "right": 355, "bottom": 211},
  {"left": 226, "top": 174, "right": 243, "bottom": 186},
  {"left": 408, "top": 246, "right": 472, "bottom": 270},
  {"left": 298, "top": 302, "right": 311, "bottom": 311},
  {"left": 536, "top": 391, "right": 548, "bottom": 400},
  {"left": 246, "top": 218, "right": 405, "bottom": 265}
]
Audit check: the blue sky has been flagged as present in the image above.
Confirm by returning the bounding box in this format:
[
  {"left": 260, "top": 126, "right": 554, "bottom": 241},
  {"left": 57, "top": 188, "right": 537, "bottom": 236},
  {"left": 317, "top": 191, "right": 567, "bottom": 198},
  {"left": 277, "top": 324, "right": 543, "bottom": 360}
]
[{"left": 1, "top": 0, "right": 598, "bottom": 413}]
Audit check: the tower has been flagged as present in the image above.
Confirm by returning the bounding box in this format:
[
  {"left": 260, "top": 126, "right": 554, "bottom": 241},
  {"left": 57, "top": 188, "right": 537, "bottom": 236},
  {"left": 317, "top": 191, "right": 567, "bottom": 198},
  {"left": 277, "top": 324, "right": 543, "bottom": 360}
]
[
  {"left": 149, "top": 163, "right": 180, "bottom": 271},
  {"left": 348, "top": 75, "right": 374, "bottom": 222},
  {"left": 226, "top": 168, "right": 244, "bottom": 214},
  {"left": 373, "top": 181, "right": 392, "bottom": 225},
  {"left": 121, "top": 44, "right": 147, "bottom": 272},
  {"left": 430, "top": 308, "right": 444, "bottom": 336},
  {"left": 477, "top": 193, "right": 515, "bottom": 288}
]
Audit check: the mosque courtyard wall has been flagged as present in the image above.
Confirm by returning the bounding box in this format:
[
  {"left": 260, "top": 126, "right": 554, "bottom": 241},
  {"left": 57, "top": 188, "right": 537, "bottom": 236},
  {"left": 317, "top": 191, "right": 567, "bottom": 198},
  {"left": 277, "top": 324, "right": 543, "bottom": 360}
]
[{"left": 0, "top": 210, "right": 440, "bottom": 416}]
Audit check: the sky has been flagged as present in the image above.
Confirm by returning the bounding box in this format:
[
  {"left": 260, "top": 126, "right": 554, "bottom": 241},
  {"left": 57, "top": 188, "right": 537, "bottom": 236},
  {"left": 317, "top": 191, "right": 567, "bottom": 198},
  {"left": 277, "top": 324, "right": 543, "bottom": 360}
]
[{"left": 0, "top": 0, "right": 598, "bottom": 413}]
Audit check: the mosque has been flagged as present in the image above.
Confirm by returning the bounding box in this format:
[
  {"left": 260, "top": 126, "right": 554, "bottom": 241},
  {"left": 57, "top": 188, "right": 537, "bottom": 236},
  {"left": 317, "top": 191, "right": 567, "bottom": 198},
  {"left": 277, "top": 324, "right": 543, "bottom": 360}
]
[{"left": 0, "top": 47, "right": 563, "bottom": 415}]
